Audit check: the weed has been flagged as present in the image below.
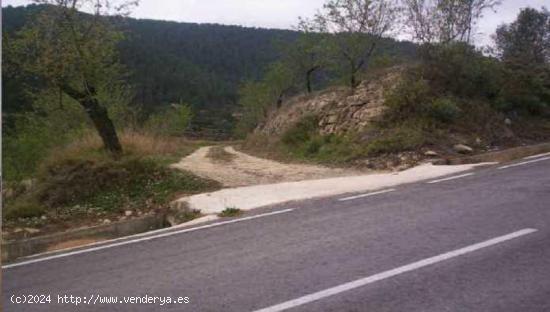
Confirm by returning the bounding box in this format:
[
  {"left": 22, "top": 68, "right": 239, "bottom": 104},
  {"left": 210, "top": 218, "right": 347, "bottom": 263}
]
[{"left": 218, "top": 207, "right": 242, "bottom": 218}]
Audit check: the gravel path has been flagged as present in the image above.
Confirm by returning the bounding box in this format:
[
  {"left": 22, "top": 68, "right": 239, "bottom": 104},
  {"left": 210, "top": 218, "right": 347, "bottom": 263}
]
[{"left": 171, "top": 146, "right": 361, "bottom": 187}]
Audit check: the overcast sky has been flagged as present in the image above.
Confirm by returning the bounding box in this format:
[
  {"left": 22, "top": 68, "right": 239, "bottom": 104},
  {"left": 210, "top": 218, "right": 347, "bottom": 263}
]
[{"left": 3, "top": 0, "right": 549, "bottom": 46}]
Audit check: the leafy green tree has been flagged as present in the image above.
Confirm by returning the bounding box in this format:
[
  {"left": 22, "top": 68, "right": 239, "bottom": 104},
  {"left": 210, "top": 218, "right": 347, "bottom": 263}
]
[
  {"left": 234, "top": 62, "right": 299, "bottom": 136},
  {"left": 495, "top": 7, "right": 549, "bottom": 65},
  {"left": 145, "top": 103, "right": 193, "bottom": 136},
  {"left": 8, "top": 0, "right": 137, "bottom": 157},
  {"left": 494, "top": 7, "right": 550, "bottom": 114}
]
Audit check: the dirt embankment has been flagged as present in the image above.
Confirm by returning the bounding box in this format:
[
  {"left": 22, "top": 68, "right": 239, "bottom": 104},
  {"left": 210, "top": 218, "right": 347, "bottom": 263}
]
[{"left": 171, "top": 146, "right": 363, "bottom": 187}]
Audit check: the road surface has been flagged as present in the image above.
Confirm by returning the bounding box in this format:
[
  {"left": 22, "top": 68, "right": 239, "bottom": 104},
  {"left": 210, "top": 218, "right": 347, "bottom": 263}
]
[{"left": 3, "top": 156, "right": 550, "bottom": 311}]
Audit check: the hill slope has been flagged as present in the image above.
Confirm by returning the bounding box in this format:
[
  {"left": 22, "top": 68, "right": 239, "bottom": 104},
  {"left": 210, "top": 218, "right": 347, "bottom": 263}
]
[{"left": 2, "top": 4, "right": 416, "bottom": 136}]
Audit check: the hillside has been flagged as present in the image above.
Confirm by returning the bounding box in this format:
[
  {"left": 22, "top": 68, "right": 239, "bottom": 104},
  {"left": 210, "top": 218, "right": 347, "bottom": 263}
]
[
  {"left": 2, "top": 4, "right": 417, "bottom": 137},
  {"left": 244, "top": 61, "right": 550, "bottom": 170}
]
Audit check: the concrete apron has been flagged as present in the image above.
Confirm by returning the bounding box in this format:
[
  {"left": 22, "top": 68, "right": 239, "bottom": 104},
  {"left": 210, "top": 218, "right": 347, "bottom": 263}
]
[{"left": 2, "top": 214, "right": 166, "bottom": 263}]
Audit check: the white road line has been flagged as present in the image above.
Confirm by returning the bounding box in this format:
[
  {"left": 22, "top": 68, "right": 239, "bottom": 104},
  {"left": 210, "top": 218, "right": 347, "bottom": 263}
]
[
  {"left": 253, "top": 228, "right": 537, "bottom": 312},
  {"left": 524, "top": 152, "right": 550, "bottom": 160},
  {"left": 427, "top": 173, "right": 475, "bottom": 184},
  {"left": 338, "top": 189, "right": 396, "bottom": 202},
  {"left": 498, "top": 156, "right": 550, "bottom": 170},
  {"left": 2, "top": 209, "right": 294, "bottom": 269}
]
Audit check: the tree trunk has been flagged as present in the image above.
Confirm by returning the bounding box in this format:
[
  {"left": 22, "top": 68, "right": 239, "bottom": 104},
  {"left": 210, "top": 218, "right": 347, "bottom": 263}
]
[
  {"left": 82, "top": 97, "right": 123, "bottom": 156},
  {"left": 306, "top": 66, "right": 320, "bottom": 94},
  {"left": 61, "top": 84, "right": 123, "bottom": 157},
  {"left": 306, "top": 73, "right": 313, "bottom": 94}
]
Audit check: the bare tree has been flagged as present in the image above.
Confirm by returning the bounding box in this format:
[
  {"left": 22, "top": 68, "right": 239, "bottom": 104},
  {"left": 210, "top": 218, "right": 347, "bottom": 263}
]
[
  {"left": 314, "top": 0, "right": 400, "bottom": 89},
  {"left": 403, "top": 0, "right": 501, "bottom": 44}
]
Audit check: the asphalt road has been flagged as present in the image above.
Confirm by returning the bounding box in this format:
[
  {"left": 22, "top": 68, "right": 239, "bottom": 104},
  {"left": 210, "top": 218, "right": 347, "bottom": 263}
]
[{"left": 3, "top": 157, "right": 550, "bottom": 312}]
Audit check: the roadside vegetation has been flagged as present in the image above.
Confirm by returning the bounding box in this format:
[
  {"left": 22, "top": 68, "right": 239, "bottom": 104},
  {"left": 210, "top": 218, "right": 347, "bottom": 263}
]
[
  {"left": 1, "top": 0, "right": 221, "bottom": 237},
  {"left": 2, "top": 0, "right": 550, "bottom": 239},
  {"left": 239, "top": 1, "right": 550, "bottom": 169},
  {"left": 218, "top": 208, "right": 243, "bottom": 218}
]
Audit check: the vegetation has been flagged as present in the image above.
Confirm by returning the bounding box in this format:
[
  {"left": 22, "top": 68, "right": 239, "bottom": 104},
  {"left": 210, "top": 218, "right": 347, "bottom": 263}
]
[
  {"left": 6, "top": 0, "right": 137, "bottom": 156},
  {"left": 3, "top": 0, "right": 550, "bottom": 234},
  {"left": 3, "top": 131, "right": 221, "bottom": 223},
  {"left": 241, "top": 2, "right": 550, "bottom": 168},
  {"left": 218, "top": 208, "right": 243, "bottom": 218},
  {"left": 2, "top": 4, "right": 301, "bottom": 138}
]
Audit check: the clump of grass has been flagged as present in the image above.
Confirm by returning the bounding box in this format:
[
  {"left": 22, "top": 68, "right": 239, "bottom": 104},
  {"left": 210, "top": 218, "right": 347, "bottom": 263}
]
[
  {"left": 206, "top": 146, "right": 236, "bottom": 163},
  {"left": 218, "top": 207, "right": 242, "bottom": 218}
]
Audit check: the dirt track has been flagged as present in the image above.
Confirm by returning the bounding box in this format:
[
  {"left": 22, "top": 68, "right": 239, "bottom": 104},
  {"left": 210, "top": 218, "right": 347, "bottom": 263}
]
[{"left": 171, "top": 146, "right": 361, "bottom": 187}]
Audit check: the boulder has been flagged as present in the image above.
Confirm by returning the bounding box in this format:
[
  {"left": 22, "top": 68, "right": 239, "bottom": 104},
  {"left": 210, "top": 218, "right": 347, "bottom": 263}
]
[
  {"left": 424, "top": 150, "right": 439, "bottom": 157},
  {"left": 453, "top": 144, "right": 474, "bottom": 154}
]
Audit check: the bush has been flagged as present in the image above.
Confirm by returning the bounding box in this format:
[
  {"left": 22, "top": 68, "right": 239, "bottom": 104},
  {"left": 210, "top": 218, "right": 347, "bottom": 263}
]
[
  {"left": 145, "top": 103, "right": 193, "bottom": 136},
  {"left": 428, "top": 97, "right": 461, "bottom": 123},
  {"left": 383, "top": 77, "right": 433, "bottom": 122},
  {"left": 281, "top": 115, "right": 319, "bottom": 146}
]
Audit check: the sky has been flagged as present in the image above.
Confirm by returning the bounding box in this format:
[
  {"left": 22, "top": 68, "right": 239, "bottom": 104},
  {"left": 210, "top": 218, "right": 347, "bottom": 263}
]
[{"left": 3, "top": 0, "right": 549, "bottom": 46}]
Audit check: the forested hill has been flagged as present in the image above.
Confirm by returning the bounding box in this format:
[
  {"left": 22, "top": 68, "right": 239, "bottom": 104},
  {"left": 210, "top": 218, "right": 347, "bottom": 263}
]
[{"left": 2, "top": 4, "right": 416, "bottom": 137}]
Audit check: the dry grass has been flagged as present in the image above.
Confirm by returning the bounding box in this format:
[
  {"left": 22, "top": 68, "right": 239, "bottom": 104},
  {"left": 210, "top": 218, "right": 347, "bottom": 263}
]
[{"left": 44, "top": 130, "right": 210, "bottom": 167}]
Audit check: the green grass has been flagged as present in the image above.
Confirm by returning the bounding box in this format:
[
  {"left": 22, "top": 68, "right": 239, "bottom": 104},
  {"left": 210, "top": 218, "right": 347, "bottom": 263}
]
[{"left": 218, "top": 207, "right": 242, "bottom": 218}]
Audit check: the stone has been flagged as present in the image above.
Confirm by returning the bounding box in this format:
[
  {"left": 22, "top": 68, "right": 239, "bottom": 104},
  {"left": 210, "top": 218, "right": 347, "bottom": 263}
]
[
  {"left": 504, "top": 118, "right": 512, "bottom": 126},
  {"left": 125, "top": 210, "right": 133, "bottom": 217},
  {"left": 453, "top": 144, "right": 474, "bottom": 154},
  {"left": 24, "top": 227, "right": 40, "bottom": 234},
  {"left": 424, "top": 150, "right": 439, "bottom": 157},
  {"left": 102, "top": 219, "right": 112, "bottom": 224}
]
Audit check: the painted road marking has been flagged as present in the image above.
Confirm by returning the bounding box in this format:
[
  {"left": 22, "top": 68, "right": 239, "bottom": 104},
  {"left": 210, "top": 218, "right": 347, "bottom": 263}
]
[
  {"left": 524, "top": 152, "right": 550, "bottom": 160},
  {"left": 498, "top": 156, "right": 550, "bottom": 170},
  {"left": 338, "top": 189, "right": 396, "bottom": 202},
  {"left": 3, "top": 209, "right": 294, "bottom": 269},
  {"left": 427, "top": 173, "right": 475, "bottom": 184},
  {"left": 253, "top": 228, "right": 537, "bottom": 312}
]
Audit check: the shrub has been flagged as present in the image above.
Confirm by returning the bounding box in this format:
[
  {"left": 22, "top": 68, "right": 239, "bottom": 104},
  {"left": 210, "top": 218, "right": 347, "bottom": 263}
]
[
  {"left": 383, "top": 77, "right": 433, "bottom": 122},
  {"left": 218, "top": 207, "right": 242, "bottom": 218},
  {"left": 281, "top": 115, "right": 319, "bottom": 146},
  {"left": 428, "top": 97, "right": 462, "bottom": 123},
  {"left": 145, "top": 103, "right": 193, "bottom": 136}
]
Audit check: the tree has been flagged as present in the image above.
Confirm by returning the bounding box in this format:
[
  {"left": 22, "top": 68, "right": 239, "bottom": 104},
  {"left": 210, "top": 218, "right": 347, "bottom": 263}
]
[
  {"left": 9, "top": 0, "right": 138, "bottom": 157},
  {"left": 495, "top": 7, "right": 550, "bottom": 65},
  {"left": 283, "top": 18, "right": 329, "bottom": 94},
  {"left": 314, "top": 0, "right": 400, "bottom": 89},
  {"left": 494, "top": 7, "right": 550, "bottom": 114},
  {"left": 403, "top": 0, "right": 501, "bottom": 45}
]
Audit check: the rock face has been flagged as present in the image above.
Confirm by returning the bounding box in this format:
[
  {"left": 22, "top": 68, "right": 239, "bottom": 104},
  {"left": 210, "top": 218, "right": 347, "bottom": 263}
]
[{"left": 257, "top": 67, "right": 403, "bottom": 136}]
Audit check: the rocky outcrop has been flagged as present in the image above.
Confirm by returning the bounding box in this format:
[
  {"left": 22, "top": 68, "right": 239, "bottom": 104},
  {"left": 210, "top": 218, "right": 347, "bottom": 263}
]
[{"left": 258, "top": 67, "right": 403, "bottom": 136}]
